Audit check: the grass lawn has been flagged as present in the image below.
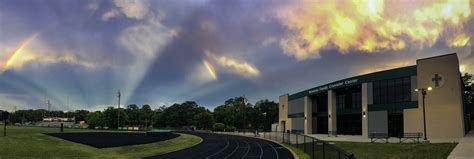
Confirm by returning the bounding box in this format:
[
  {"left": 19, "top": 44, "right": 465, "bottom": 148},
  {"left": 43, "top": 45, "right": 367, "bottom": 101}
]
[
  {"left": 0, "top": 126, "right": 201, "bottom": 159},
  {"left": 283, "top": 144, "right": 311, "bottom": 159},
  {"left": 333, "top": 141, "right": 457, "bottom": 159}
]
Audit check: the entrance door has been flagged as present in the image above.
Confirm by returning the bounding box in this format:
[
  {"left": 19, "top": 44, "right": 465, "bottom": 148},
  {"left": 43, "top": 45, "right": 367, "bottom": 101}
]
[
  {"left": 388, "top": 111, "right": 403, "bottom": 137},
  {"left": 316, "top": 116, "right": 328, "bottom": 134}
]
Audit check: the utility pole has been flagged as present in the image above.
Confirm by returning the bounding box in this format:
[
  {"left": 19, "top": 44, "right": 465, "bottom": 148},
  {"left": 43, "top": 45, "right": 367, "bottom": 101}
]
[
  {"left": 47, "top": 100, "right": 51, "bottom": 117},
  {"left": 117, "top": 90, "right": 121, "bottom": 130},
  {"left": 47, "top": 100, "right": 51, "bottom": 111}
]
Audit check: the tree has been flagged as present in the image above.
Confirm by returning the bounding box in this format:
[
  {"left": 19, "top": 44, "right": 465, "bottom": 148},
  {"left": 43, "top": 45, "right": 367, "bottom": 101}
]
[
  {"left": 254, "top": 99, "right": 279, "bottom": 130},
  {"left": 74, "top": 110, "right": 89, "bottom": 122},
  {"left": 164, "top": 101, "right": 200, "bottom": 127},
  {"left": 141, "top": 104, "right": 154, "bottom": 129},
  {"left": 102, "top": 107, "right": 128, "bottom": 129},
  {"left": 213, "top": 105, "right": 236, "bottom": 127},
  {"left": 126, "top": 104, "right": 140, "bottom": 126},
  {"left": 86, "top": 111, "right": 104, "bottom": 128},
  {"left": 462, "top": 73, "right": 473, "bottom": 117},
  {"left": 194, "top": 110, "right": 214, "bottom": 130},
  {"left": 153, "top": 105, "right": 167, "bottom": 128}
]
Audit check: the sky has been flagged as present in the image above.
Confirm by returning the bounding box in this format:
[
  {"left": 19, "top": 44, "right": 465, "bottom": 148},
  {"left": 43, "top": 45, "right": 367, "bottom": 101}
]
[{"left": 0, "top": 0, "right": 473, "bottom": 111}]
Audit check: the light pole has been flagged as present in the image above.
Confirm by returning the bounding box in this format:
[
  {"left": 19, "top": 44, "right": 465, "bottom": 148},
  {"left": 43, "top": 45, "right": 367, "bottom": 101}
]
[
  {"left": 415, "top": 86, "right": 432, "bottom": 141},
  {"left": 117, "top": 90, "right": 121, "bottom": 130}
]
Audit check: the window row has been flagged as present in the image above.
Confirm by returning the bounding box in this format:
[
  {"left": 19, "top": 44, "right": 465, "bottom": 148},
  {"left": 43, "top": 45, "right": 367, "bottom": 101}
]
[{"left": 372, "top": 77, "right": 411, "bottom": 104}]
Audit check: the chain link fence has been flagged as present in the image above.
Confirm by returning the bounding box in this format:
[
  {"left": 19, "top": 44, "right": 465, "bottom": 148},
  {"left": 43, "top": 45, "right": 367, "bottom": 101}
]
[{"left": 217, "top": 129, "right": 355, "bottom": 159}]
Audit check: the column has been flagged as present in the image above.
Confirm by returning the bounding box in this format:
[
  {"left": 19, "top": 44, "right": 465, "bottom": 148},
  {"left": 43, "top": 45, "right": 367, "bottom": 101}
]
[
  {"left": 362, "top": 83, "right": 369, "bottom": 137},
  {"left": 304, "top": 96, "right": 312, "bottom": 134},
  {"left": 328, "top": 90, "right": 337, "bottom": 133}
]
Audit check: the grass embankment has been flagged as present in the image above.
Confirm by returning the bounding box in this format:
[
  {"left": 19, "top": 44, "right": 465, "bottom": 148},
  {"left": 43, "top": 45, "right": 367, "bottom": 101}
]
[
  {"left": 0, "top": 126, "right": 201, "bottom": 159},
  {"left": 283, "top": 144, "right": 311, "bottom": 159},
  {"left": 333, "top": 141, "right": 457, "bottom": 159}
]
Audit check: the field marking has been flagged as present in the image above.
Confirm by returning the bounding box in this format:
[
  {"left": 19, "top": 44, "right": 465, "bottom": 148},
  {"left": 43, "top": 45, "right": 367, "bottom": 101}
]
[
  {"left": 224, "top": 139, "right": 240, "bottom": 159},
  {"left": 261, "top": 140, "right": 279, "bottom": 159},
  {"left": 242, "top": 139, "right": 251, "bottom": 159},
  {"left": 205, "top": 139, "right": 230, "bottom": 159}
]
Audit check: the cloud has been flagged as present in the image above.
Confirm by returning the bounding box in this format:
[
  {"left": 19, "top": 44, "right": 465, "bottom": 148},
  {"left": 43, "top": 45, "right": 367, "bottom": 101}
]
[
  {"left": 113, "top": 0, "right": 150, "bottom": 20},
  {"left": 275, "top": 0, "right": 473, "bottom": 60},
  {"left": 206, "top": 51, "right": 260, "bottom": 78},
  {"left": 117, "top": 23, "right": 177, "bottom": 58},
  {"left": 102, "top": 9, "right": 120, "bottom": 21},
  {"left": 0, "top": 33, "right": 99, "bottom": 74},
  {"left": 86, "top": 0, "right": 100, "bottom": 12}
]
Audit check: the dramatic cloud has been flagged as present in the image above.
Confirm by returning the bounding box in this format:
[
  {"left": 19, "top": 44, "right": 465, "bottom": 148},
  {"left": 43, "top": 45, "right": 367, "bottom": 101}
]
[
  {"left": 1, "top": 33, "right": 98, "bottom": 74},
  {"left": 117, "top": 23, "right": 177, "bottom": 57},
  {"left": 206, "top": 51, "right": 260, "bottom": 78},
  {"left": 0, "top": 0, "right": 472, "bottom": 111},
  {"left": 276, "top": 0, "right": 472, "bottom": 60}
]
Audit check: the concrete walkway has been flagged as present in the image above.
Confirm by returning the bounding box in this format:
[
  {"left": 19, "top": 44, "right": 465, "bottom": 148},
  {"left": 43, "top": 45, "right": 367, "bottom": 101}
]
[{"left": 448, "top": 131, "right": 474, "bottom": 159}]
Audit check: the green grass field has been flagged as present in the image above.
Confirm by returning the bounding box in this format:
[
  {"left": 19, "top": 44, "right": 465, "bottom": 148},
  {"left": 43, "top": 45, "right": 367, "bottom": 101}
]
[
  {"left": 0, "top": 126, "right": 201, "bottom": 159},
  {"left": 333, "top": 141, "right": 457, "bottom": 159},
  {"left": 291, "top": 140, "right": 457, "bottom": 159}
]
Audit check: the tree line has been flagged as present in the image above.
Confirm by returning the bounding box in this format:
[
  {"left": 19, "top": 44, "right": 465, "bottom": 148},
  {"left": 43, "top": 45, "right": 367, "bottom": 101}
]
[
  {"left": 1, "top": 96, "right": 278, "bottom": 131},
  {"left": 2, "top": 73, "right": 473, "bottom": 130}
]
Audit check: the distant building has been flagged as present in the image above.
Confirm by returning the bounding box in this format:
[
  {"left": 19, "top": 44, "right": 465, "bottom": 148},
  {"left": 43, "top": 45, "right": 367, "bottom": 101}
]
[
  {"left": 279, "top": 53, "right": 470, "bottom": 140},
  {"left": 42, "top": 117, "right": 75, "bottom": 122}
]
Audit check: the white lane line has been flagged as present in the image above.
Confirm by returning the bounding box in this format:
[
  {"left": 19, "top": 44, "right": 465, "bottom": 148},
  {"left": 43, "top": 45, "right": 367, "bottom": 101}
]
[
  {"left": 254, "top": 140, "right": 264, "bottom": 159},
  {"left": 261, "top": 140, "right": 279, "bottom": 159},
  {"left": 206, "top": 139, "right": 230, "bottom": 159},
  {"left": 224, "top": 139, "right": 240, "bottom": 159},
  {"left": 242, "top": 139, "right": 251, "bottom": 159}
]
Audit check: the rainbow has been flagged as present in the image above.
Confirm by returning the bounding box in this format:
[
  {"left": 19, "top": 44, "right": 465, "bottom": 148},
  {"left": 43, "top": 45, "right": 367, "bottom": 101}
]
[
  {"left": 203, "top": 60, "right": 217, "bottom": 80},
  {"left": 4, "top": 33, "right": 39, "bottom": 70}
]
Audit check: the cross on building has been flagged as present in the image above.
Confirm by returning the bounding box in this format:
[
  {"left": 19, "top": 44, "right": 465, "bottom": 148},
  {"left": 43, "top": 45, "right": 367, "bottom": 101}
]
[{"left": 432, "top": 74, "right": 443, "bottom": 87}]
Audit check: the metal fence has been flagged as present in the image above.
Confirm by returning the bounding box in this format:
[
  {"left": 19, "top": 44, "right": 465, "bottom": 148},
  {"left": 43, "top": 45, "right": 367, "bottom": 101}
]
[{"left": 218, "top": 129, "right": 355, "bottom": 159}]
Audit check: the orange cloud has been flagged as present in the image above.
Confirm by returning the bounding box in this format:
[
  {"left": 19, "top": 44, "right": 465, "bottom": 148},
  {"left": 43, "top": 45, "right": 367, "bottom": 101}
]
[
  {"left": 276, "top": 0, "right": 472, "bottom": 60},
  {"left": 205, "top": 51, "right": 260, "bottom": 78}
]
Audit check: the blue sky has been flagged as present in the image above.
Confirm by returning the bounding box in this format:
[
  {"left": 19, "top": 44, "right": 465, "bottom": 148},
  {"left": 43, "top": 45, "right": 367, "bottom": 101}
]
[{"left": 0, "top": 0, "right": 472, "bottom": 111}]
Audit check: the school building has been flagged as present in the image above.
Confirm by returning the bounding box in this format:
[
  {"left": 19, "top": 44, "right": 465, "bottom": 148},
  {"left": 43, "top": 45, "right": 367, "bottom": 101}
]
[{"left": 278, "top": 53, "right": 471, "bottom": 139}]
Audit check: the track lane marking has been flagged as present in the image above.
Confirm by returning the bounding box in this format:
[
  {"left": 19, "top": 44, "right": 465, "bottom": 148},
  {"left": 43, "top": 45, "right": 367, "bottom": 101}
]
[
  {"left": 224, "top": 139, "right": 240, "bottom": 159},
  {"left": 261, "top": 140, "right": 279, "bottom": 159},
  {"left": 242, "top": 138, "right": 251, "bottom": 159},
  {"left": 253, "top": 140, "right": 263, "bottom": 159},
  {"left": 205, "top": 139, "right": 230, "bottom": 159}
]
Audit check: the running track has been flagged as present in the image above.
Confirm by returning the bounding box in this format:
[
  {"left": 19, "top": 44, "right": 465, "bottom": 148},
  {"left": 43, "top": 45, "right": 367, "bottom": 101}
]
[{"left": 146, "top": 132, "right": 294, "bottom": 159}]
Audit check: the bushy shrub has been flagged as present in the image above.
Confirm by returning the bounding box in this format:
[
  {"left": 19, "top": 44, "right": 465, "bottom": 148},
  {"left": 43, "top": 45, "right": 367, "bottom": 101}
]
[{"left": 212, "top": 123, "right": 225, "bottom": 131}]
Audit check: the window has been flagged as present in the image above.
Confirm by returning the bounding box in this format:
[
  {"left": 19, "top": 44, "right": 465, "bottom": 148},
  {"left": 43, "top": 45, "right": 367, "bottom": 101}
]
[
  {"left": 352, "top": 92, "right": 361, "bottom": 109},
  {"left": 336, "top": 95, "right": 345, "bottom": 111},
  {"left": 372, "top": 76, "right": 412, "bottom": 104}
]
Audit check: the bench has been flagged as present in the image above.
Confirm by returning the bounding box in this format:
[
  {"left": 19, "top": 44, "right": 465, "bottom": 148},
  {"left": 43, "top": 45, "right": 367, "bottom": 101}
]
[
  {"left": 328, "top": 131, "right": 337, "bottom": 137},
  {"left": 398, "top": 132, "right": 423, "bottom": 143},
  {"left": 369, "top": 132, "right": 389, "bottom": 143}
]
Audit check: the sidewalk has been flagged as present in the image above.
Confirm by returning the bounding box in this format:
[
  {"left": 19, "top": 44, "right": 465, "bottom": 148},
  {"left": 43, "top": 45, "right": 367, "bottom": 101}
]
[{"left": 448, "top": 131, "right": 474, "bottom": 159}]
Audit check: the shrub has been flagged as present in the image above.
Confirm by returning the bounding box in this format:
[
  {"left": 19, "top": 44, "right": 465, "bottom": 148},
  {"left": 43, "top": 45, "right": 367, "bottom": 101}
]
[{"left": 212, "top": 123, "right": 225, "bottom": 131}]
